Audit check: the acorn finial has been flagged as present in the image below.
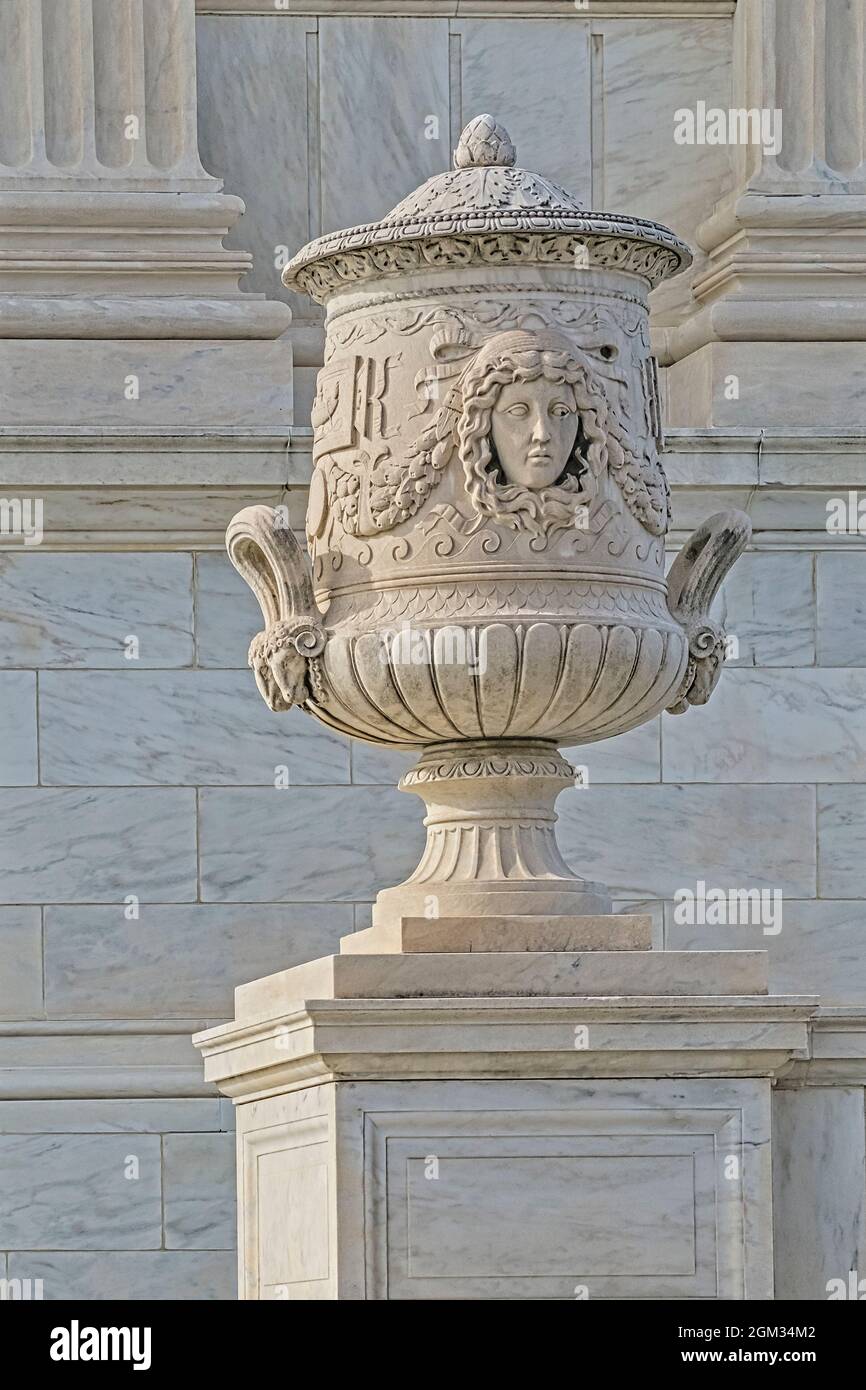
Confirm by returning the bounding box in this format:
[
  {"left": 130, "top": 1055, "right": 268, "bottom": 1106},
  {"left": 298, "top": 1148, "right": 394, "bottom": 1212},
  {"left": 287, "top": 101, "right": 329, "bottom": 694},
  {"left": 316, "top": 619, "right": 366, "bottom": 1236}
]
[{"left": 453, "top": 114, "right": 516, "bottom": 170}]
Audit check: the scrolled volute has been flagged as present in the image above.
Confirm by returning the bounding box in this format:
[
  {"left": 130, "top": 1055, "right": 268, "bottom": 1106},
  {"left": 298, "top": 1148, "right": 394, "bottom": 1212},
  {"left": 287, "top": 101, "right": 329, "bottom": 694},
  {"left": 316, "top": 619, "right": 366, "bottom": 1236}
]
[
  {"left": 226, "top": 505, "right": 327, "bottom": 713},
  {"left": 665, "top": 510, "right": 751, "bottom": 714}
]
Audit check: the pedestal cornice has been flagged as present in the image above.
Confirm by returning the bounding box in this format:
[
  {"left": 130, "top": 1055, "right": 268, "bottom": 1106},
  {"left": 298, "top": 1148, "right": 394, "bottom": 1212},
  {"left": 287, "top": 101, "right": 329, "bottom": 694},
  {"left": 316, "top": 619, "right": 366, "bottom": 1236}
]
[{"left": 194, "top": 993, "right": 816, "bottom": 1102}]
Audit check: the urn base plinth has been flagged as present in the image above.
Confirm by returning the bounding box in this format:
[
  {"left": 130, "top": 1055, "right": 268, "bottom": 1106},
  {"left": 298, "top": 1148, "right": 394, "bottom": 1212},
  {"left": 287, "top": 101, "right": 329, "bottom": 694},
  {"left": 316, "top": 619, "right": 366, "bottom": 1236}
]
[{"left": 342, "top": 911, "right": 653, "bottom": 955}]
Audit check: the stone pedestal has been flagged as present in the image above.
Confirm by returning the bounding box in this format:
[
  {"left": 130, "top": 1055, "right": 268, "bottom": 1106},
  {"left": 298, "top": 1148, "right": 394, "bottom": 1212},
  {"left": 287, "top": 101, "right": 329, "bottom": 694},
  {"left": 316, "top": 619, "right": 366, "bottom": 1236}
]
[{"left": 194, "top": 939, "right": 813, "bottom": 1301}]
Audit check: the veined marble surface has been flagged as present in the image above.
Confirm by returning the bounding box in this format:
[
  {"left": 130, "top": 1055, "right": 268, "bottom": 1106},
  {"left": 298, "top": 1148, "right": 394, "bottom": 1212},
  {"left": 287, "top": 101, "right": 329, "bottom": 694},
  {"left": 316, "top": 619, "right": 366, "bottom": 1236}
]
[
  {"left": 163, "top": 1133, "right": 236, "bottom": 1251},
  {"left": 0, "top": 1134, "right": 162, "bottom": 1249},
  {"left": 773, "top": 1088, "right": 866, "bottom": 1301},
  {"left": 39, "top": 670, "right": 349, "bottom": 786},
  {"left": 196, "top": 15, "right": 313, "bottom": 315},
  {"left": 0, "top": 341, "right": 292, "bottom": 431},
  {"left": 0, "top": 788, "right": 197, "bottom": 903},
  {"left": 818, "top": 553, "right": 866, "bottom": 666},
  {"left": 591, "top": 16, "right": 733, "bottom": 323},
  {"left": 818, "top": 787, "right": 866, "bottom": 899},
  {"left": 556, "top": 782, "right": 816, "bottom": 898},
  {"left": 713, "top": 552, "right": 816, "bottom": 667},
  {"left": 318, "top": 17, "right": 450, "bottom": 233},
  {"left": 199, "top": 784, "right": 424, "bottom": 901},
  {"left": 0, "top": 671, "right": 36, "bottom": 783},
  {"left": 0, "top": 908, "right": 42, "bottom": 1019},
  {"left": 0, "top": 553, "right": 193, "bottom": 668},
  {"left": 0, "top": 1100, "right": 223, "bottom": 1134},
  {"left": 454, "top": 18, "right": 591, "bottom": 202},
  {"left": 44, "top": 903, "right": 351, "bottom": 1017},
  {"left": 6, "top": 1251, "right": 235, "bottom": 1301},
  {"left": 662, "top": 669, "right": 866, "bottom": 783}
]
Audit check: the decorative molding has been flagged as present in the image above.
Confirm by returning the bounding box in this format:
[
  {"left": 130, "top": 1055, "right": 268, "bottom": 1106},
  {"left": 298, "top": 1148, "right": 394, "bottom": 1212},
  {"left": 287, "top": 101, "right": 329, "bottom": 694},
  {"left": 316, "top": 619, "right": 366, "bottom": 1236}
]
[
  {"left": 781, "top": 1009, "right": 866, "bottom": 1088},
  {"left": 324, "top": 280, "right": 648, "bottom": 323},
  {"left": 287, "top": 229, "right": 688, "bottom": 303},
  {"left": 196, "top": 2, "right": 736, "bottom": 15},
  {"left": 2, "top": 426, "right": 866, "bottom": 551},
  {"left": 0, "top": 1020, "right": 221, "bottom": 1100},
  {"left": 195, "top": 994, "right": 813, "bottom": 1099},
  {"left": 284, "top": 115, "right": 689, "bottom": 299},
  {"left": 4, "top": 1005, "right": 862, "bottom": 1106}
]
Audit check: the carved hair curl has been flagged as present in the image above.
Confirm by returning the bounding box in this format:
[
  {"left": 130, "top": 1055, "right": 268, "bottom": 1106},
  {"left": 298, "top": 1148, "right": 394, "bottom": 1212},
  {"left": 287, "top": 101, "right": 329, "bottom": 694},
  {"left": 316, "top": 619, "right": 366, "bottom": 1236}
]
[
  {"left": 456, "top": 330, "right": 668, "bottom": 537},
  {"left": 367, "top": 328, "right": 669, "bottom": 538}
]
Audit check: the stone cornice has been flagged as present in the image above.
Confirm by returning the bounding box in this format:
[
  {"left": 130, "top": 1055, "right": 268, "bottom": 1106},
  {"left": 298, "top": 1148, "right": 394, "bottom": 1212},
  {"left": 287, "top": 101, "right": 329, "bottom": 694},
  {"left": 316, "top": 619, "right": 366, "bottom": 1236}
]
[
  {"left": 1, "top": 426, "right": 864, "bottom": 550},
  {"left": 0, "top": 1020, "right": 220, "bottom": 1099},
  {"left": 196, "top": 1, "right": 735, "bottom": 14},
  {"left": 781, "top": 1009, "right": 866, "bottom": 1088},
  {"left": 5, "top": 1005, "right": 866, "bottom": 1101},
  {"left": 194, "top": 993, "right": 815, "bottom": 1101},
  {"left": 0, "top": 295, "right": 292, "bottom": 339}
]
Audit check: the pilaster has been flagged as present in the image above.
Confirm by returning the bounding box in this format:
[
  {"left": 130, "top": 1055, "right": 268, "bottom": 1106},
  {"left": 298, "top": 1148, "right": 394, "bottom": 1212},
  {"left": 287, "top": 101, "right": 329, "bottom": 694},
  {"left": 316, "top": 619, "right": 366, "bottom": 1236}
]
[
  {"left": 662, "top": 0, "right": 866, "bottom": 426},
  {"left": 0, "top": 0, "right": 291, "bottom": 435}
]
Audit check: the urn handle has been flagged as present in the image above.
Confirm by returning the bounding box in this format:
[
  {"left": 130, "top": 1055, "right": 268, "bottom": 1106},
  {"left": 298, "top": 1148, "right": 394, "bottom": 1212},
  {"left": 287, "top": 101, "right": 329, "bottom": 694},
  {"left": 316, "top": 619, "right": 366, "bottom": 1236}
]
[
  {"left": 665, "top": 509, "right": 751, "bottom": 714},
  {"left": 226, "top": 505, "right": 327, "bottom": 713}
]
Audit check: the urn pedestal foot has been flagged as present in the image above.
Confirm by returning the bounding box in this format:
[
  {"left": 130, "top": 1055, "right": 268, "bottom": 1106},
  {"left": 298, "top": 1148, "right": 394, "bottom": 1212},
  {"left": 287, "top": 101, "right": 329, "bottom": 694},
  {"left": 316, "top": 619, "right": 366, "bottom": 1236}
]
[
  {"left": 194, "top": 947, "right": 815, "bottom": 1301},
  {"left": 372, "top": 740, "right": 612, "bottom": 933}
]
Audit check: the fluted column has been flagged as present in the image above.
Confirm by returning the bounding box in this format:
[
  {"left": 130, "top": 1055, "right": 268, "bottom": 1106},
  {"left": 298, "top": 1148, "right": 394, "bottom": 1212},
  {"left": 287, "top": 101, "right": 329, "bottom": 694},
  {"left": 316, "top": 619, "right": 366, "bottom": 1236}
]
[
  {"left": 661, "top": 0, "right": 866, "bottom": 424},
  {"left": 0, "top": 0, "right": 211, "bottom": 189},
  {"left": 734, "top": 0, "right": 866, "bottom": 194},
  {"left": 0, "top": 0, "right": 290, "bottom": 337}
]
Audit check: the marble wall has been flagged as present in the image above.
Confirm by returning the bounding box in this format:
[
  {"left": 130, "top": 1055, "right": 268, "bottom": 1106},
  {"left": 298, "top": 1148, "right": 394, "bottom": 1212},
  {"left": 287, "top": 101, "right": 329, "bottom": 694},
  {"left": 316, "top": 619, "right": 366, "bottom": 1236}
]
[
  {"left": 2, "top": 518, "right": 864, "bottom": 1299},
  {"left": 2, "top": 3, "right": 865, "bottom": 1302}
]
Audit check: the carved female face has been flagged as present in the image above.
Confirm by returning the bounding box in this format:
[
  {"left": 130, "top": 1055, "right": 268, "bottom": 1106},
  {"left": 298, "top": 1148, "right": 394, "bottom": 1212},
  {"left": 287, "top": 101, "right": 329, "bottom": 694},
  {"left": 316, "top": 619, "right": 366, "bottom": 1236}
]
[{"left": 490, "top": 379, "right": 579, "bottom": 490}]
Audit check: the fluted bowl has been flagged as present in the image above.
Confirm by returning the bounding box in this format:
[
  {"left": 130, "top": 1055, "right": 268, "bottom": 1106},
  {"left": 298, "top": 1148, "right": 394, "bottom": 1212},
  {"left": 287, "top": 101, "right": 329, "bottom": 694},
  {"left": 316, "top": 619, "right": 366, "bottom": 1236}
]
[{"left": 309, "top": 616, "right": 688, "bottom": 747}]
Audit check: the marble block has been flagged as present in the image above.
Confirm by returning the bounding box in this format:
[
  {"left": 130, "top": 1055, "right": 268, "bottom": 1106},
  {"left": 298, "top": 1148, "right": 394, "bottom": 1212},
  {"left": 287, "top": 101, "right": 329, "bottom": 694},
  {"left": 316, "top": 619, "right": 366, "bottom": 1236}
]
[
  {"left": 0, "top": 553, "right": 193, "bottom": 669},
  {"left": 0, "top": 673, "right": 37, "bottom": 785},
  {"left": 193, "top": 1071, "right": 797, "bottom": 1302},
  {"left": 340, "top": 913, "right": 653, "bottom": 955},
  {"left": 665, "top": 342, "right": 866, "bottom": 429},
  {"left": 9, "top": 1251, "right": 235, "bottom": 1302},
  {"left": 233, "top": 949, "right": 769, "bottom": 1017},
  {"left": 163, "top": 1134, "right": 237, "bottom": 1252},
  {"left": 0, "top": 339, "right": 292, "bottom": 431},
  {"left": 0, "top": 1134, "right": 162, "bottom": 1250},
  {"left": 773, "top": 1087, "right": 866, "bottom": 1301}
]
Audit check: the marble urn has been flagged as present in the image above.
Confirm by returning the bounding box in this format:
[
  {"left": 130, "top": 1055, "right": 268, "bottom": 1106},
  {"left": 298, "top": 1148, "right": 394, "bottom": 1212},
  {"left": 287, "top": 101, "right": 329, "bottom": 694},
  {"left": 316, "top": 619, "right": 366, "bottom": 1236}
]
[{"left": 227, "top": 115, "right": 750, "bottom": 931}]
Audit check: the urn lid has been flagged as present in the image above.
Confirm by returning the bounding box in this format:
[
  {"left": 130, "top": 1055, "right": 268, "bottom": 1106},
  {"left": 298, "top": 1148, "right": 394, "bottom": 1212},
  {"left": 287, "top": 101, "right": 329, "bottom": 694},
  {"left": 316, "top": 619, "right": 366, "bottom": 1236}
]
[{"left": 283, "top": 114, "right": 692, "bottom": 302}]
